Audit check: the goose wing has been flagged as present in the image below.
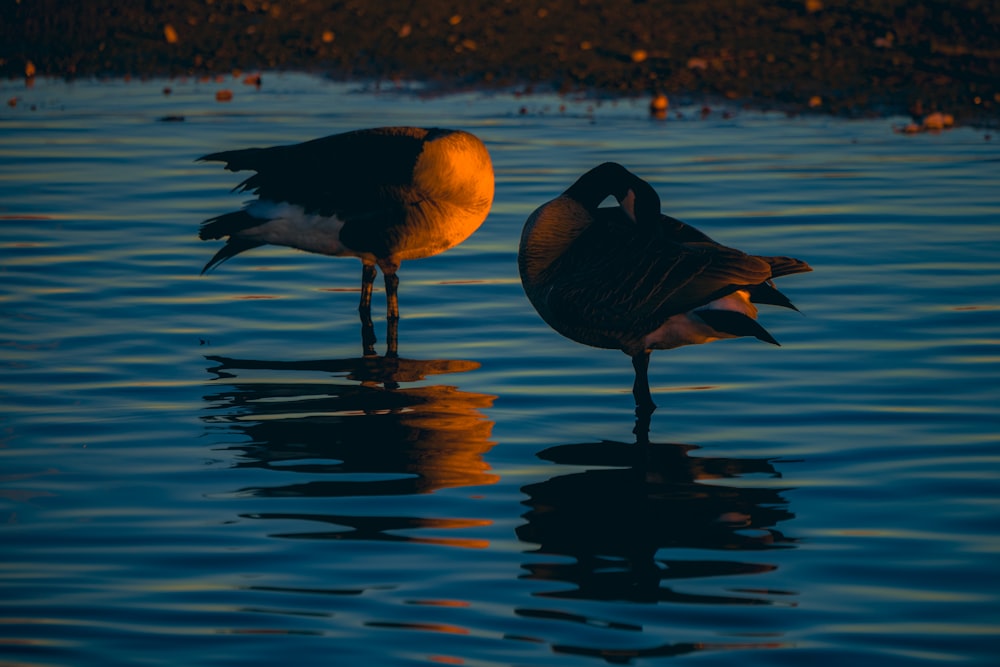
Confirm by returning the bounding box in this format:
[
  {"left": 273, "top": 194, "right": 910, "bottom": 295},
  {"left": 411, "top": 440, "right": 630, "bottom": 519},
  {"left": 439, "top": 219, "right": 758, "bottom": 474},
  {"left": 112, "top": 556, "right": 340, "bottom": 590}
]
[
  {"left": 655, "top": 213, "right": 811, "bottom": 310},
  {"left": 544, "top": 208, "right": 774, "bottom": 336},
  {"left": 199, "top": 128, "right": 429, "bottom": 221},
  {"left": 656, "top": 212, "right": 718, "bottom": 244}
]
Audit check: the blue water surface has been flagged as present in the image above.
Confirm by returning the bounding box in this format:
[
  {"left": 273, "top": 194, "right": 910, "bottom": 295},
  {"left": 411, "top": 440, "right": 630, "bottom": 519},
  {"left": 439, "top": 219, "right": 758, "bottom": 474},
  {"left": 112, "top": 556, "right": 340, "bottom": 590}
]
[{"left": 1, "top": 73, "right": 999, "bottom": 666}]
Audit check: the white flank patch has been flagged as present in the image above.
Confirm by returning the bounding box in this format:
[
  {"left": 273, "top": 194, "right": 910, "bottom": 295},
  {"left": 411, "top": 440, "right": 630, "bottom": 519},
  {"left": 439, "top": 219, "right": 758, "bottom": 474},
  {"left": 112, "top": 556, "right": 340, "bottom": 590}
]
[
  {"left": 702, "top": 289, "right": 758, "bottom": 318},
  {"left": 642, "top": 290, "right": 756, "bottom": 350},
  {"left": 242, "top": 200, "right": 351, "bottom": 256}
]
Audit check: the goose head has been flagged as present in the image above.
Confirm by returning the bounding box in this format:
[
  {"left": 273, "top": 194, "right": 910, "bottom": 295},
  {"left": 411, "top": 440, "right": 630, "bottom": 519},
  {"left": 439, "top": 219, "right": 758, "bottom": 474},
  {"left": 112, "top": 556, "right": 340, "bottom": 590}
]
[{"left": 565, "top": 162, "right": 662, "bottom": 223}]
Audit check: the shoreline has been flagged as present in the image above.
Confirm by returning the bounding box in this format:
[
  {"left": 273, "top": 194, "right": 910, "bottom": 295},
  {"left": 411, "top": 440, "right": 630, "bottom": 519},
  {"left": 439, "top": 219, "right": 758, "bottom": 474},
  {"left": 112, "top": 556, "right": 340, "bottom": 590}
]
[{"left": 3, "top": 1, "right": 997, "bottom": 127}]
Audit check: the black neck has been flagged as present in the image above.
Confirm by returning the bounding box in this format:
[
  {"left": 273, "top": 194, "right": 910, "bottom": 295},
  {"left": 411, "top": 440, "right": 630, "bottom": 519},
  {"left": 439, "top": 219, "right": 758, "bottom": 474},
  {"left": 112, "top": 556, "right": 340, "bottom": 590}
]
[{"left": 564, "top": 162, "right": 661, "bottom": 222}]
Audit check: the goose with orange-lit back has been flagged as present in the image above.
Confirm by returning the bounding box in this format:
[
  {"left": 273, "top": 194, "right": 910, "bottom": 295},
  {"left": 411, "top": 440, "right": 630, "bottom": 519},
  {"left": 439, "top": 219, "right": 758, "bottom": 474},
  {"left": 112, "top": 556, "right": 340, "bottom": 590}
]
[
  {"left": 198, "top": 126, "right": 494, "bottom": 357},
  {"left": 518, "top": 162, "right": 811, "bottom": 413}
]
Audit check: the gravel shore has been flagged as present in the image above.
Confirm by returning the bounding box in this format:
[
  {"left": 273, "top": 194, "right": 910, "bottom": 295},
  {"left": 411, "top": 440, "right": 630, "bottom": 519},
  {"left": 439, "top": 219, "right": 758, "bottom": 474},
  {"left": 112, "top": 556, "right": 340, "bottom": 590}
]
[{"left": 3, "top": 0, "right": 998, "bottom": 125}]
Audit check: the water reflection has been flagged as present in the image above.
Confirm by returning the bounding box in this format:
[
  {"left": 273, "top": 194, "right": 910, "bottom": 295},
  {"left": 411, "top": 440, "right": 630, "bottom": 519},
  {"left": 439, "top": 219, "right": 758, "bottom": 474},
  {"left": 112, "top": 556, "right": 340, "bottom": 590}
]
[
  {"left": 202, "top": 355, "right": 497, "bottom": 548},
  {"left": 518, "top": 437, "right": 796, "bottom": 603},
  {"left": 517, "top": 436, "right": 796, "bottom": 659},
  {"left": 516, "top": 433, "right": 797, "bottom": 660}
]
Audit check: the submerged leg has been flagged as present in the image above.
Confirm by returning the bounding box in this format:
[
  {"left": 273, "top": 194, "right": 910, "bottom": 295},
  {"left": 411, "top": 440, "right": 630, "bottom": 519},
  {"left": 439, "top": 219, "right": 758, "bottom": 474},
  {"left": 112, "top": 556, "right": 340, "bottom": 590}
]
[
  {"left": 631, "top": 351, "right": 656, "bottom": 412},
  {"left": 359, "top": 262, "right": 377, "bottom": 357},
  {"left": 383, "top": 267, "right": 400, "bottom": 358}
]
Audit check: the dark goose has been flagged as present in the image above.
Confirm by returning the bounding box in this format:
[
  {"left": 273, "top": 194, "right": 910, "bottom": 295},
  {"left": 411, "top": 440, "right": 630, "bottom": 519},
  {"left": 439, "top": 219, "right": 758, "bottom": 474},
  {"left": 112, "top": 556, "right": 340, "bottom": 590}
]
[
  {"left": 518, "top": 162, "right": 811, "bottom": 412},
  {"left": 198, "top": 126, "right": 495, "bottom": 357}
]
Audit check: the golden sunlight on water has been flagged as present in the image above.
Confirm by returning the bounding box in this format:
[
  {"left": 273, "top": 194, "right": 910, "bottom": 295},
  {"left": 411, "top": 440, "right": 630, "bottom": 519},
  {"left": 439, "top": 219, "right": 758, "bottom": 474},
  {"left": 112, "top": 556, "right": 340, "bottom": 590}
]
[
  {"left": 203, "top": 356, "right": 499, "bottom": 497},
  {"left": 1, "top": 74, "right": 998, "bottom": 667}
]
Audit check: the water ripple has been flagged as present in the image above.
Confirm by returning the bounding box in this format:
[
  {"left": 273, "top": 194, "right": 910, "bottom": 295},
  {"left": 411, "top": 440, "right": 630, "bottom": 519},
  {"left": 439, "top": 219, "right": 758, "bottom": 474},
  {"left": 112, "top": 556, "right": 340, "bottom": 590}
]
[{"left": 2, "top": 73, "right": 999, "bottom": 667}]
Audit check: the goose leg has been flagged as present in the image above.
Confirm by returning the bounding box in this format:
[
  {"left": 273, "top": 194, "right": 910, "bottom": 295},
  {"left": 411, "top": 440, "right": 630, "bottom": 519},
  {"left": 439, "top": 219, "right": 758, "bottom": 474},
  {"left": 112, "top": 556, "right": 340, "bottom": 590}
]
[
  {"left": 383, "top": 267, "right": 400, "bottom": 358},
  {"left": 359, "top": 262, "right": 377, "bottom": 357},
  {"left": 632, "top": 405, "right": 652, "bottom": 444},
  {"left": 631, "top": 351, "right": 656, "bottom": 412}
]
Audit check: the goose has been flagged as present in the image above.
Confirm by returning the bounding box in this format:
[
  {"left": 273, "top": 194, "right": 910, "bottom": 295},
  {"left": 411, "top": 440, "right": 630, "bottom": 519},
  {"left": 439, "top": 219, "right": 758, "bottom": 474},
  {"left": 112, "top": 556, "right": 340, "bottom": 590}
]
[
  {"left": 518, "top": 162, "right": 811, "bottom": 412},
  {"left": 198, "top": 126, "right": 495, "bottom": 357}
]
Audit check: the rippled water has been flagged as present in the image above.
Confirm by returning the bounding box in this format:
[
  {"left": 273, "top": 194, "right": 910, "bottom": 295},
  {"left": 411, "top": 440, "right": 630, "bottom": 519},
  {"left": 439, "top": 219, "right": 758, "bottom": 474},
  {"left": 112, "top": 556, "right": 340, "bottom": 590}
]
[{"left": 2, "top": 73, "right": 999, "bottom": 666}]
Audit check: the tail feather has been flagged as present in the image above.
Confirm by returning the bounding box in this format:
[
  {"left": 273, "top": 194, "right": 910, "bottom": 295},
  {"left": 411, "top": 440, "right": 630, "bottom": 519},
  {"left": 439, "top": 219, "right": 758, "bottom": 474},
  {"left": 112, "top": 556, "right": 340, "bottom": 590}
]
[
  {"left": 197, "top": 150, "right": 271, "bottom": 274},
  {"left": 197, "top": 147, "right": 266, "bottom": 172},
  {"left": 696, "top": 309, "right": 780, "bottom": 346},
  {"left": 761, "top": 255, "right": 812, "bottom": 279},
  {"left": 199, "top": 210, "right": 261, "bottom": 240},
  {"left": 749, "top": 281, "right": 800, "bottom": 311},
  {"left": 201, "top": 237, "right": 264, "bottom": 274}
]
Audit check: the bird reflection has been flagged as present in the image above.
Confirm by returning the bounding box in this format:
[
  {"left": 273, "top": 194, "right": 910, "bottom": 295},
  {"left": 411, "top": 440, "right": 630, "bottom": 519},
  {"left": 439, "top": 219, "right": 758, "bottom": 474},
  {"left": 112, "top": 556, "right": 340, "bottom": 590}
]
[
  {"left": 517, "top": 436, "right": 797, "bottom": 606},
  {"left": 202, "top": 355, "right": 497, "bottom": 548}
]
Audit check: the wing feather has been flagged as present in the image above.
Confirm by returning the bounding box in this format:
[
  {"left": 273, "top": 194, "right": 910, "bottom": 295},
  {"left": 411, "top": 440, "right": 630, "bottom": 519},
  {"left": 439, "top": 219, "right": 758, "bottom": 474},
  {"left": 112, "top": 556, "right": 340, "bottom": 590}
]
[
  {"left": 544, "top": 207, "right": 773, "bottom": 336},
  {"left": 198, "top": 128, "right": 428, "bottom": 219}
]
